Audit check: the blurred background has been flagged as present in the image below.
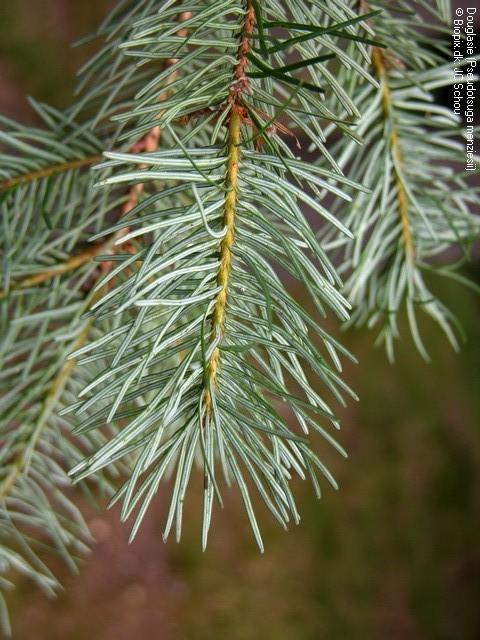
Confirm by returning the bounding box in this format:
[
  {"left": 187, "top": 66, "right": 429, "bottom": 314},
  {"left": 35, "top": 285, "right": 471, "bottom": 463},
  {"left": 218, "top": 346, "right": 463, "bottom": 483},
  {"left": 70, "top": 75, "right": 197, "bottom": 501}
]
[{"left": 1, "top": 2, "right": 479, "bottom": 639}]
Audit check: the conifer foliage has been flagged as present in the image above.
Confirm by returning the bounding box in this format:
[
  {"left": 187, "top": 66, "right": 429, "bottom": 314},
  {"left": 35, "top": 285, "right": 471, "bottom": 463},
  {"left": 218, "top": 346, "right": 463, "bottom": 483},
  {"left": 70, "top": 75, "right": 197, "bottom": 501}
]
[{"left": 0, "top": 0, "right": 477, "bottom": 633}]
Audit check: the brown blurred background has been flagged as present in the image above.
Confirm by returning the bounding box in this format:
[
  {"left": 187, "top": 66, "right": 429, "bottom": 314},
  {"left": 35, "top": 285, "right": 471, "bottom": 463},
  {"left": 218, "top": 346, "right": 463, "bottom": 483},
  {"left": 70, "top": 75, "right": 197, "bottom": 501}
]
[{"left": 1, "top": 2, "right": 480, "bottom": 639}]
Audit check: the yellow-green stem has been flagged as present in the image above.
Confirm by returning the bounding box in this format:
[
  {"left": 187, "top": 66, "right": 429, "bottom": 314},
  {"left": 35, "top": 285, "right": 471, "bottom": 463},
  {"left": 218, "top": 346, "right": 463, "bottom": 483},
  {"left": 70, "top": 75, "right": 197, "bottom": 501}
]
[
  {"left": 203, "top": 1, "right": 254, "bottom": 411},
  {"left": 372, "top": 48, "right": 415, "bottom": 264},
  {"left": 205, "top": 110, "right": 241, "bottom": 409}
]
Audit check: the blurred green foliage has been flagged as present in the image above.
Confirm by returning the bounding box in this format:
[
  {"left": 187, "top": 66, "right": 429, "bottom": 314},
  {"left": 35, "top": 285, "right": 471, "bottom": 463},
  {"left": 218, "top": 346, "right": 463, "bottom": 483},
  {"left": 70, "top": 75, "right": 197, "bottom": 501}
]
[{"left": 1, "top": 3, "right": 479, "bottom": 639}]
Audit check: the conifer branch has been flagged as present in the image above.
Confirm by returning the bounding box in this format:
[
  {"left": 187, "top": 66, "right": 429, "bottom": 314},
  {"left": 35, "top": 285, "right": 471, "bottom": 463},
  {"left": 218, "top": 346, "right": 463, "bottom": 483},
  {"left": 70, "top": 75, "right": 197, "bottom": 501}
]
[
  {"left": 0, "top": 10, "right": 192, "bottom": 299},
  {"left": 321, "top": 1, "right": 479, "bottom": 359},
  {"left": 0, "top": 314, "right": 96, "bottom": 504},
  {"left": 371, "top": 47, "right": 415, "bottom": 265},
  {"left": 0, "top": 154, "right": 102, "bottom": 194},
  {"left": 68, "top": 0, "right": 376, "bottom": 551},
  {"left": 1, "top": 3, "right": 478, "bottom": 632},
  {"left": 206, "top": 1, "right": 255, "bottom": 409},
  {"left": 0, "top": 244, "right": 110, "bottom": 298},
  {"left": 0, "top": 90, "right": 172, "bottom": 497},
  {"left": 0, "top": 8, "right": 194, "bottom": 609}
]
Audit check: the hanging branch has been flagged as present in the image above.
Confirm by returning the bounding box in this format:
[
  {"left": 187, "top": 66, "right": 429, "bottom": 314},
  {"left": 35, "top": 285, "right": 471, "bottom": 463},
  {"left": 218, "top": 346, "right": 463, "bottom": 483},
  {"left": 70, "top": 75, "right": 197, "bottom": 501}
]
[
  {"left": 1, "top": 2, "right": 477, "bottom": 634},
  {"left": 67, "top": 0, "right": 379, "bottom": 551},
  {"left": 0, "top": 6, "right": 193, "bottom": 626},
  {"left": 320, "top": 0, "right": 479, "bottom": 360}
]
